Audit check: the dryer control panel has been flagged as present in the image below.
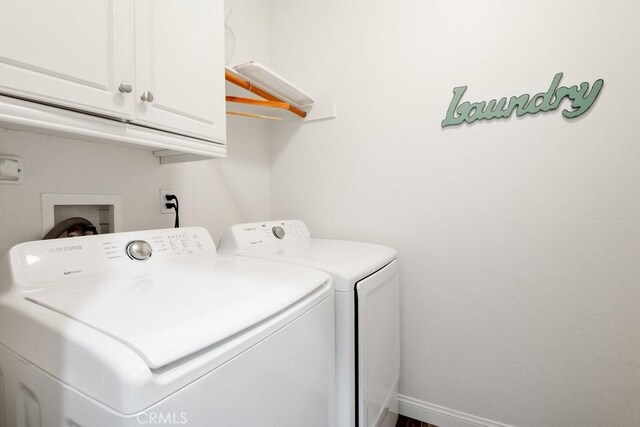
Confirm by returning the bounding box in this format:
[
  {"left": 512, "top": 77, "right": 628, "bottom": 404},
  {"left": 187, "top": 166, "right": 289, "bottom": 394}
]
[{"left": 218, "top": 220, "right": 311, "bottom": 254}]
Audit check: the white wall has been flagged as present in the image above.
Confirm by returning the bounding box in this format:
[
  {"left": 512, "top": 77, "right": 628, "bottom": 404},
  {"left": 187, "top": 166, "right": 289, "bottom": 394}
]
[
  {"left": 0, "top": 0, "right": 271, "bottom": 254},
  {"left": 267, "top": 1, "right": 640, "bottom": 426}
]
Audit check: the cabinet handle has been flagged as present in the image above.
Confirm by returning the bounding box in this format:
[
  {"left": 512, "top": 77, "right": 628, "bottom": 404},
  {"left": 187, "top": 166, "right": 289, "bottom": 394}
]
[
  {"left": 141, "top": 91, "right": 154, "bottom": 103},
  {"left": 118, "top": 82, "right": 133, "bottom": 93}
]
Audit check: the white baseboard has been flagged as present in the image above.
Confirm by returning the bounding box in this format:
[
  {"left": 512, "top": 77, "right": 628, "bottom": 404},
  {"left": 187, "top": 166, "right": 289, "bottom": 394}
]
[{"left": 397, "top": 394, "right": 513, "bottom": 427}]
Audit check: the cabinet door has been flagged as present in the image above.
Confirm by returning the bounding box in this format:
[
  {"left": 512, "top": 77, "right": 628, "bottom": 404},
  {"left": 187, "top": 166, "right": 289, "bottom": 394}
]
[
  {"left": 0, "top": 0, "right": 135, "bottom": 119},
  {"left": 134, "top": 0, "right": 226, "bottom": 143}
]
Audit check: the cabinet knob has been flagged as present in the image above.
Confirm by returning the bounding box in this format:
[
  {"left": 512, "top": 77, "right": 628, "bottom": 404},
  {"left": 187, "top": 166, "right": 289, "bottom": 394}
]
[
  {"left": 118, "top": 81, "right": 133, "bottom": 93},
  {"left": 141, "top": 91, "right": 154, "bottom": 103}
]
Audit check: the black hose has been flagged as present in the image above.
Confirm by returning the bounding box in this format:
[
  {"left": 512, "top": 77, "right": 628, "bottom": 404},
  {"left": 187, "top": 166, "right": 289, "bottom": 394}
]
[{"left": 42, "top": 217, "right": 97, "bottom": 240}]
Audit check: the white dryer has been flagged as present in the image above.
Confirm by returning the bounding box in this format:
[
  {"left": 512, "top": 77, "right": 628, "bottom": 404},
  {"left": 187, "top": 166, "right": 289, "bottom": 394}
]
[
  {"left": 219, "top": 220, "right": 400, "bottom": 427},
  {"left": 0, "top": 227, "right": 335, "bottom": 427}
]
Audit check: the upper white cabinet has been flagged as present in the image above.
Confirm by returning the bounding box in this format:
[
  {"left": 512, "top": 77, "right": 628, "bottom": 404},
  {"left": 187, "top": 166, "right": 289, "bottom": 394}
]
[
  {"left": 135, "top": 0, "right": 226, "bottom": 142},
  {"left": 0, "top": 0, "right": 226, "bottom": 161},
  {"left": 0, "top": 0, "right": 135, "bottom": 119}
]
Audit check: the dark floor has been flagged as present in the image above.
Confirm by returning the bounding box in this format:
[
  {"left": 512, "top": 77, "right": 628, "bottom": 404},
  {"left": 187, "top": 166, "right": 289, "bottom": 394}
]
[{"left": 396, "top": 414, "right": 438, "bottom": 427}]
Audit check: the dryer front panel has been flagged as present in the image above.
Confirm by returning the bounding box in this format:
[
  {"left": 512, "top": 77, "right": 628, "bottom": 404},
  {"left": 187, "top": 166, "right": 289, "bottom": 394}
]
[{"left": 356, "top": 260, "right": 400, "bottom": 427}]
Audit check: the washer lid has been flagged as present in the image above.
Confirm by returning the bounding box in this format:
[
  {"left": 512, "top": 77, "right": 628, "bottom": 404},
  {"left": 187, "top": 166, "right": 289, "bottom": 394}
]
[{"left": 25, "top": 256, "right": 330, "bottom": 370}]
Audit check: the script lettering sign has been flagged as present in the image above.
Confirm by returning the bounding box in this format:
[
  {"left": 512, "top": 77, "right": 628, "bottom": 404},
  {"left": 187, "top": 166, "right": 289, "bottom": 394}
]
[{"left": 441, "top": 73, "right": 604, "bottom": 127}]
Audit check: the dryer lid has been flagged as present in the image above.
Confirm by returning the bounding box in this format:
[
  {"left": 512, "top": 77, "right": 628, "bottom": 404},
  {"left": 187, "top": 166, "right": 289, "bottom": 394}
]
[
  {"left": 248, "top": 239, "right": 396, "bottom": 292},
  {"left": 25, "top": 256, "right": 330, "bottom": 370},
  {"left": 218, "top": 220, "right": 397, "bottom": 292}
]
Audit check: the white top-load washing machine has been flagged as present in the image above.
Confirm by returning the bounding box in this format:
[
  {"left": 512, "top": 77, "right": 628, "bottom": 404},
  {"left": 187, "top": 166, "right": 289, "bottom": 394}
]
[
  {"left": 219, "top": 220, "right": 400, "bottom": 427},
  {"left": 0, "top": 227, "right": 335, "bottom": 427}
]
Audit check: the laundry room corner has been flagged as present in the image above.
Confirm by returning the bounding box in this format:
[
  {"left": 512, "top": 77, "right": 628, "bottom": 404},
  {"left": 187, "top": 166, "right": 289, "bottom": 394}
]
[{"left": 1, "top": 1, "right": 639, "bottom": 426}]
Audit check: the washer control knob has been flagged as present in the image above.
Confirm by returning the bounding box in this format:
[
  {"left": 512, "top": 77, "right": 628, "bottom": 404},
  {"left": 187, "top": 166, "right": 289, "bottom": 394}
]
[
  {"left": 126, "top": 240, "right": 153, "bottom": 261},
  {"left": 272, "top": 226, "right": 285, "bottom": 239}
]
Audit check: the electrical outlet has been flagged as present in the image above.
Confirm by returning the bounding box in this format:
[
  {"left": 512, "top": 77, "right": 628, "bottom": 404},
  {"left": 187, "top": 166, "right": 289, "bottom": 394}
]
[{"left": 160, "top": 189, "right": 176, "bottom": 214}]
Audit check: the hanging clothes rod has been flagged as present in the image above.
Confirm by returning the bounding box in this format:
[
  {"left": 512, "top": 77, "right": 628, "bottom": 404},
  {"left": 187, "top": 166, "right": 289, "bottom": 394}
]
[
  {"left": 227, "top": 111, "right": 283, "bottom": 121},
  {"left": 225, "top": 96, "right": 290, "bottom": 109},
  {"left": 225, "top": 70, "right": 307, "bottom": 118}
]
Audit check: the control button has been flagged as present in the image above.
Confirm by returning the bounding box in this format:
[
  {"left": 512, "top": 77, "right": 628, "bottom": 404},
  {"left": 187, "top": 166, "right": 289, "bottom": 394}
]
[
  {"left": 125, "top": 240, "right": 153, "bottom": 261},
  {"left": 272, "top": 226, "right": 285, "bottom": 239}
]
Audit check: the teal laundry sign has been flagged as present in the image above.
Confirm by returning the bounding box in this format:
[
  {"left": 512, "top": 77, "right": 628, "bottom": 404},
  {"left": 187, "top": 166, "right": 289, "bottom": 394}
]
[{"left": 441, "top": 73, "right": 604, "bottom": 127}]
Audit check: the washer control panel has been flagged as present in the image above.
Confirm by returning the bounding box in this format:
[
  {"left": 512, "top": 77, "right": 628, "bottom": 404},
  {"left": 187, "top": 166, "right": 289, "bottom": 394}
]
[
  {"left": 10, "top": 227, "right": 216, "bottom": 289},
  {"left": 219, "top": 220, "right": 311, "bottom": 254}
]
